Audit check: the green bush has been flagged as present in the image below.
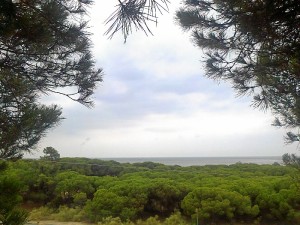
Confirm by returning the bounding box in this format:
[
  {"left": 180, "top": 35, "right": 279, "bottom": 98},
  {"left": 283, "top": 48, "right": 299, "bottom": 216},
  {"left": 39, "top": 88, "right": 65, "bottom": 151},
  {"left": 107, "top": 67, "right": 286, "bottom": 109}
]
[
  {"left": 136, "top": 216, "right": 160, "bottom": 225},
  {"left": 73, "top": 192, "right": 88, "bottom": 207},
  {"left": 181, "top": 187, "right": 259, "bottom": 221},
  {"left": 29, "top": 206, "right": 87, "bottom": 222},
  {"left": 97, "top": 216, "right": 135, "bottom": 225},
  {"left": 29, "top": 206, "right": 55, "bottom": 220},
  {"left": 163, "top": 211, "right": 189, "bottom": 225},
  {"left": 5, "top": 159, "right": 300, "bottom": 224}
]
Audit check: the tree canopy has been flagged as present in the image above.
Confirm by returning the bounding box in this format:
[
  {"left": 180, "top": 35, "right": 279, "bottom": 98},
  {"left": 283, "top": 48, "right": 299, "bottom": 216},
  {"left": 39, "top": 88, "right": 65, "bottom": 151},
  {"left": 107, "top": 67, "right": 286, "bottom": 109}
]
[
  {"left": 106, "top": 0, "right": 300, "bottom": 142},
  {"left": 3, "top": 158, "right": 300, "bottom": 223},
  {"left": 0, "top": 0, "right": 103, "bottom": 159},
  {"left": 175, "top": 0, "right": 300, "bottom": 142},
  {"left": 40, "top": 147, "right": 60, "bottom": 161}
]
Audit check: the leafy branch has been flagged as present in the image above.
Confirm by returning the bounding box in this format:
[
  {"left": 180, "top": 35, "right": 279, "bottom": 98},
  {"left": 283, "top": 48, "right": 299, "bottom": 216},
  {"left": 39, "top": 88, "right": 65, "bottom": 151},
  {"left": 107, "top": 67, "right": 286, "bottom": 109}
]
[{"left": 105, "top": 0, "right": 170, "bottom": 42}]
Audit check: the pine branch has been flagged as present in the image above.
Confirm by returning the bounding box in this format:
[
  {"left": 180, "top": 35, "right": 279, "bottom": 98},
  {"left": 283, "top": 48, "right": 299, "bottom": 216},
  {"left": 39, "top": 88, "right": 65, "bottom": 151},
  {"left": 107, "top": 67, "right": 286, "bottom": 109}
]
[{"left": 104, "top": 0, "right": 170, "bottom": 42}]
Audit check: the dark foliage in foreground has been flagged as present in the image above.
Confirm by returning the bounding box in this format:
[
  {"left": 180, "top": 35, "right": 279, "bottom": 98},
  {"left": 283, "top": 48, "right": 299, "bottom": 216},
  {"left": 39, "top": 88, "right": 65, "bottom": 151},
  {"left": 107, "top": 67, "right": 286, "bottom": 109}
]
[{"left": 176, "top": 0, "right": 300, "bottom": 142}]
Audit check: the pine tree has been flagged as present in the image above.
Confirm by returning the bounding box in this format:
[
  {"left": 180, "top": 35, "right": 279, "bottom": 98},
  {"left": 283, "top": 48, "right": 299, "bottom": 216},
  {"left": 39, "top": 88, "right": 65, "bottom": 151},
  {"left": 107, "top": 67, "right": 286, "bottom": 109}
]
[
  {"left": 40, "top": 146, "right": 60, "bottom": 161},
  {"left": 176, "top": 0, "right": 300, "bottom": 142},
  {"left": 0, "top": 0, "right": 102, "bottom": 159}
]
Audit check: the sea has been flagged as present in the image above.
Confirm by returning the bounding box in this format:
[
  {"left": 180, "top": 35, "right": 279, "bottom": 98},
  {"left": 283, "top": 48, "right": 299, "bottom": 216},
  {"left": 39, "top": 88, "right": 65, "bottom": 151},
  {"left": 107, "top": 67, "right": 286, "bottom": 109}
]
[{"left": 101, "top": 156, "right": 283, "bottom": 167}]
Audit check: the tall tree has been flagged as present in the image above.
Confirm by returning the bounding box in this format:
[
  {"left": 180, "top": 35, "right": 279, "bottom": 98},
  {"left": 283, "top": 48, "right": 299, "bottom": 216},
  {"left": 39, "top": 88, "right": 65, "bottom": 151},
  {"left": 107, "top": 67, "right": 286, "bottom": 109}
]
[
  {"left": 0, "top": 0, "right": 103, "bottom": 159},
  {"left": 175, "top": 0, "right": 300, "bottom": 142},
  {"left": 40, "top": 146, "right": 60, "bottom": 161}
]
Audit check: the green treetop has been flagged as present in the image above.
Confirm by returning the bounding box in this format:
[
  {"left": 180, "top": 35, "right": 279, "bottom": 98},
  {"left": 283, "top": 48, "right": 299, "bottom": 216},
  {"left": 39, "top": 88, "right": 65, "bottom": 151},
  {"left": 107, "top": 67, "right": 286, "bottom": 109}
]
[{"left": 40, "top": 146, "right": 60, "bottom": 161}]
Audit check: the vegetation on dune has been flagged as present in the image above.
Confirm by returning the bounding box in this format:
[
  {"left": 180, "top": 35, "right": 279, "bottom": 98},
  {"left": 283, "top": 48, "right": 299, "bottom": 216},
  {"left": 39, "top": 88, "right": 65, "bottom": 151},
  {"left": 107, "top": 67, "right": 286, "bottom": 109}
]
[{"left": 1, "top": 156, "right": 300, "bottom": 225}]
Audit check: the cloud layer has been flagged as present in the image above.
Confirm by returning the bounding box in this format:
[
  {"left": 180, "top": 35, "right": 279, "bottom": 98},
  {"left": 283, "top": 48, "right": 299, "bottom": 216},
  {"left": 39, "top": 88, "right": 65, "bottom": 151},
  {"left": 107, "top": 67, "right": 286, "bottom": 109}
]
[{"left": 27, "top": 0, "right": 298, "bottom": 158}]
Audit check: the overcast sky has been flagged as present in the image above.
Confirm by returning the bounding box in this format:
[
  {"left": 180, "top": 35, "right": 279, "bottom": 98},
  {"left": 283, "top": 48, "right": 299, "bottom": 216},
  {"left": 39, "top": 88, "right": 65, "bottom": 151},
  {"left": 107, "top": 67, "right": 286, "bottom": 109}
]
[{"left": 27, "top": 1, "right": 298, "bottom": 158}]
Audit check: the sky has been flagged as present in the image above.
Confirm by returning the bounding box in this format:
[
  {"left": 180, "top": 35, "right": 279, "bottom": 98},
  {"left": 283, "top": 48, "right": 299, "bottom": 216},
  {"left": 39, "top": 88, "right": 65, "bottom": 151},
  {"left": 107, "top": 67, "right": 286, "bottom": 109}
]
[{"left": 27, "top": 0, "right": 298, "bottom": 158}]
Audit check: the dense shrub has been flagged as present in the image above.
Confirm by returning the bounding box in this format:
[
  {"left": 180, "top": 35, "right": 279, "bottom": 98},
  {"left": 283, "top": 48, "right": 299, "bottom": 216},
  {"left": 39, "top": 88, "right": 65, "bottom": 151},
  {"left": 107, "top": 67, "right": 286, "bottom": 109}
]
[
  {"left": 3, "top": 158, "right": 300, "bottom": 224},
  {"left": 181, "top": 187, "right": 259, "bottom": 221}
]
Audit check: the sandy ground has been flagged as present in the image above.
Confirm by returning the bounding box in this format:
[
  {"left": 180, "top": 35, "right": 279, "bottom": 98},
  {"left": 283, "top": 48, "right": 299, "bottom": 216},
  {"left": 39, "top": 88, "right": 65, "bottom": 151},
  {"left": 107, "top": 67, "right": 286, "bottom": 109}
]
[{"left": 26, "top": 221, "right": 95, "bottom": 225}]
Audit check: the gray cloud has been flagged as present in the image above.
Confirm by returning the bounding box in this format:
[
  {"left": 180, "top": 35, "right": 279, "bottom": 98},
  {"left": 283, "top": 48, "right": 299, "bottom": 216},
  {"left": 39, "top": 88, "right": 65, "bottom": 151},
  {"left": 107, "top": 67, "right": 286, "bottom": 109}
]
[{"left": 27, "top": 0, "right": 299, "bottom": 158}]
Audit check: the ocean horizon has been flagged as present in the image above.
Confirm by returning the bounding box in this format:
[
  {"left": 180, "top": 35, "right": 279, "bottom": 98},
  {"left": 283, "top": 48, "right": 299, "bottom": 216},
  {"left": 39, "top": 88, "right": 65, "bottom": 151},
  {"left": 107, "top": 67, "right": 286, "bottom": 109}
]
[{"left": 100, "top": 156, "right": 282, "bottom": 167}]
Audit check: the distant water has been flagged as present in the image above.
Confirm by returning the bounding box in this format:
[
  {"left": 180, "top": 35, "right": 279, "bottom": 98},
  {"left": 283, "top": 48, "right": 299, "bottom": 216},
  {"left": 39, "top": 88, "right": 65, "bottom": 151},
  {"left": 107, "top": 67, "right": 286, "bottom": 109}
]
[{"left": 101, "top": 156, "right": 282, "bottom": 167}]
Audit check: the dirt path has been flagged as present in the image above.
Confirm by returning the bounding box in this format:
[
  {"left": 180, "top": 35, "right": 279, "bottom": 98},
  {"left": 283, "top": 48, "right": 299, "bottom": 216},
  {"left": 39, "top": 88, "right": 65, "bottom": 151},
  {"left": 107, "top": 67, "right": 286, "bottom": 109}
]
[{"left": 26, "top": 221, "right": 95, "bottom": 225}]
